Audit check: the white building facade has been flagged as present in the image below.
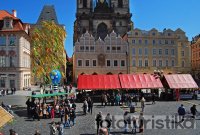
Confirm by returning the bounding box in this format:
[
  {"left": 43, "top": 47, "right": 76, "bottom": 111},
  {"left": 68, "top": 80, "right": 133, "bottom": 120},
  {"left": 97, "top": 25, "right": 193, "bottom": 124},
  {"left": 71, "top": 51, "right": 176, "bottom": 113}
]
[{"left": 0, "top": 10, "right": 31, "bottom": 90}]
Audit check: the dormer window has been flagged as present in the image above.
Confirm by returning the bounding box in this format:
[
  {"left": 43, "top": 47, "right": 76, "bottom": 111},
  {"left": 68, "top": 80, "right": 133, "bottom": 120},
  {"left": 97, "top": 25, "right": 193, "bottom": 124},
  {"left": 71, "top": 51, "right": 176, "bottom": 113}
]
[
  {"left": 5, "top": 20, "right": 10, "bottom": 28},
  {"left": 3, "top": 18, "right": 13, "bottom": 29}
]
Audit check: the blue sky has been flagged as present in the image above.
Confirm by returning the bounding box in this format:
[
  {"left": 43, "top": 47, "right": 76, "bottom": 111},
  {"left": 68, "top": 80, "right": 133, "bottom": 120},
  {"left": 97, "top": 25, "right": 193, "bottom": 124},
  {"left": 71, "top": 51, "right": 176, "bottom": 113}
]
[{"left": 1, "top": 0, "right": 200, "bottom": 57}]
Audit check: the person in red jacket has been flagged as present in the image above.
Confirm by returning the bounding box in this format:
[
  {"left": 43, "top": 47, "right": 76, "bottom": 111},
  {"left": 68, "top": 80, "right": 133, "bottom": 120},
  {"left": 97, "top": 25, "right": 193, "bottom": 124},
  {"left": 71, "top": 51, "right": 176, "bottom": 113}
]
[{"left": 51, "top": 107, "right": 55, "bottom": 120}]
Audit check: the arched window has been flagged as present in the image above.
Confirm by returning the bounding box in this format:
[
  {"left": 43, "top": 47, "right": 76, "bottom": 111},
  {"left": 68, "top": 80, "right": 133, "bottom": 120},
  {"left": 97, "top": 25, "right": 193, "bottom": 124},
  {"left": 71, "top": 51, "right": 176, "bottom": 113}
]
[
  {"left": 80, "top": 72, "right": 85, "bottom": 75},
  {"left": 83, "top": 0, "right": 87, "bottom": 8},
  {"left": 92, "top": 72, "right": 98, "bottom": 75},
  {"left": 107, "top": 72, "right": 113, "bottom": 75},
  {"left": 97, "top": 22, "right": 108, "bottom": 40},
  {"left": 118, "top": 0, "right": 123, "bottom": 8}
]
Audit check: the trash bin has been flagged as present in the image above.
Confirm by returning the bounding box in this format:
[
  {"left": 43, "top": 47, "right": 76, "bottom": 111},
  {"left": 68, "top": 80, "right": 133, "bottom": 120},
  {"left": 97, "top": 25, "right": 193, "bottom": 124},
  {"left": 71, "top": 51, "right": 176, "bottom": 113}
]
[{"left": 130, "top": 106, "right": 135, "bottom": 113}]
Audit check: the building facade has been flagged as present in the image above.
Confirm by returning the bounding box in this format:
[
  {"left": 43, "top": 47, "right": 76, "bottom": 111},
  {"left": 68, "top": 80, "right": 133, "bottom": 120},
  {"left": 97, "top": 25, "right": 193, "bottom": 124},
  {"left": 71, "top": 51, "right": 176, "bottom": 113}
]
[
  {"left": 0, "top": 10, "right": 31, "bottom": 90},
  {"left": 73, "top": 31, "right": 128, "bottom": 81},
  {"left": 191, "top": 35, "right": 200, "bottom": 81},
  {"left": 31, "top": 5, "right": 66, "bottom": 84},
  {"left": 74, "top": 0, "right": 132, "bottom": 44},
  {"left": 127, "top": 28, "right": 191, "bottom": 74}
]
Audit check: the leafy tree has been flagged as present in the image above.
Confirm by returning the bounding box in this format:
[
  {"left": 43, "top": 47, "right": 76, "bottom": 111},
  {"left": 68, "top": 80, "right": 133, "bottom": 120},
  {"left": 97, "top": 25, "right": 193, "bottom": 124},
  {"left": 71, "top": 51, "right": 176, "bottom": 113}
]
[{"left": 31, "top": 21, "right": 66, "bottom": 84}]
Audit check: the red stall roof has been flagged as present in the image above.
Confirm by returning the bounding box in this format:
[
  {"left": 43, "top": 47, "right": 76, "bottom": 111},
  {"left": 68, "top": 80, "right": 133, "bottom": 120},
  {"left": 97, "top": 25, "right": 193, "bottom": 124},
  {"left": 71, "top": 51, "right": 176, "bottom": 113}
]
[
  {"left": 119, "top": 74, "right": 163, "bottom": 89},
  {"left": 78, "top": 75, "right": 121, "bottom": 90},
  {"left": 164, "top": 74, "right": 199, "bottom": 89}
]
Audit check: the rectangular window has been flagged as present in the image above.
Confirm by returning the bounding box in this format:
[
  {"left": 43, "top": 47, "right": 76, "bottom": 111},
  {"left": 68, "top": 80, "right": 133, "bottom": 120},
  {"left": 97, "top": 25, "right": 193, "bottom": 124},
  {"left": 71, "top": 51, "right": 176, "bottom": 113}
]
[
  {"left": 152, "top": 49, "right": 156, "bottom": 55},
  {"left": 153, "top": 60, "right": 156, "bottom": 67},
  {"left": 159, "top": 40, "right": 162, "bottom": 45},
  {"left": 85, "top": 60, "right": 90, "bottom": 67},
  {"left": 10, "top": 80, "right": 15, "bottom": 88},
  {"left": 139, "top": 48, "right": 142, "bottom": 55},
  {"left": 132, "top": 40, "right": 136, "bottom": 44},
  {"left": 114, "top": 60, "right": 118, "bottom": 67},
  {"left": 80, "top": 46, "right": 84, "bottom": 51},
  {"left": 159, "top": 60, "right": 162, "bottom": 67},
  {"left": 107, "top": 46, "right": 110, "bottom": 51},
  {"left": 0, "top": 36, "right": 6, "bottom": 46},
  {"left": 181, "top": 61, "right": 184, "bottom": 67},
  {"left": 153, "top": 40, "right": 156, "bottom": 45},
  {"left": 171, "top": 40, "right": 174, "bottom": 44},
  {"left": 0, "top": 78, "right": 6, "bottom": 88},
  {"left": 112, "top": 47, "right": 116, "bottom": 50},
  {"left": 166, "top": 60, "right": 168, "bottom": 67},
  {"left": 132, "top": 48, "right": 135, "bottom": 56},
  {"left": 165, "top": 49, "right": 168, "bottom": 55},
  {"left": 145, "top": 40, "right": 148, "bottom": 45},
  {"left": 145, "top": 60, "right": 148, "bottom": 67},
  {"left": 181, "top": 51, "right": 185, "bottom": 57},
  {"left": 107, "top": 60, "right": 111, "bottom": 67},
  {"left": 92, "top": 60, "right": 96, "bottom": 67},
  {"left": 132, "top": 60, "right": 136, "bottom": 67},
  {"left": 10, "top": 57, "right": 14, "bottom": 67},
  {"left": 171, "top": 49, "right": 175, "bottom": 55},
  {"left": 139, "top": 39, "right": 142, "bottom": 44},
  {"left": 144, "top": 48, "right": 148, "bottom": 55},
  {"left": 159, "top": 49, "right": 162, "bottom": 55},
  {"left": 9, "top": 36, "right": 16, "bottom": 46},
  {"left": 78, "top": 60, "right": 82, "bottom": 67},
  {"left": 5, "top": 21, "right": 10, "bottom": 28},
  {"left": 139, "top": 60, "right": 142, "bottom": 67},
  {"left": 165, "top": 40, "right": 168, "bottom": 44},
  {"left": 0, "top": 56, "right": 6, "bottom": 67},
  {"left": 117, "top": 47, "right": 121, "bottom": 51},
  {"left": 90, "top": 46, "right": 94, "bottom": 51},
  {"left": 121, "top": 60, "right": 125, "bottom": 67},
  {"left": 85, "top": 46, "right": 89, "bottom": 51},
  {"left": 171, "top": 60, "right": 175, "bottom": 67}
]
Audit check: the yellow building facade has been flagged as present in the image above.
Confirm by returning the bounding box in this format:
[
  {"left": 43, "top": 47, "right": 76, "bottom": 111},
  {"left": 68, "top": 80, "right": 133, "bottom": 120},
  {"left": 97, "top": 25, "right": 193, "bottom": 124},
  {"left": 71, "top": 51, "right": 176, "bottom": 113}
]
[{"left": 128, "top": 28, "right": 191, "bottom": 74}]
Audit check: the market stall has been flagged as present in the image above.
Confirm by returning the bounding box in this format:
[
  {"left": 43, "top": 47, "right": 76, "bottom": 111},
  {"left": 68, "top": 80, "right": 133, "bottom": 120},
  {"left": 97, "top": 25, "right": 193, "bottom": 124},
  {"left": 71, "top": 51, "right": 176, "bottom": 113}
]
[{"left": 162, "top": 74, "right": 199, "bottom": 100}]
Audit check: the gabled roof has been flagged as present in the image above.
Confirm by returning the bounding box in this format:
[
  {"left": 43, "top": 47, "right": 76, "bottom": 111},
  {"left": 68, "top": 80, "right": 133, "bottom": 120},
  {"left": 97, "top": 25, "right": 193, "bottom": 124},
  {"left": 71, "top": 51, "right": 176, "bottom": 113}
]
[
  {"left": 0, "top": 10, "right": 29, "bottom": 32},
  {"left": 0, "top": 10, "right": 18, "bottom": 20},
  {"left": 175, "top": 28, "right": 185, "bottom": 33}
]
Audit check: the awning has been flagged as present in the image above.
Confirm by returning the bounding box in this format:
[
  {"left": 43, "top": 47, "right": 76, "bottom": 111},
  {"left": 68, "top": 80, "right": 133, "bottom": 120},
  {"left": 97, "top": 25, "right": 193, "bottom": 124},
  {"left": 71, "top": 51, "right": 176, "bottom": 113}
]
[
  {"left": 164, "top": 74, "right": 199, "bottom": 89},
  {"left": 78, "top": 75, "right": 121, "bottom": 90},
  {"left": 0, "top": 106, "right": 14, "bottom": 128},
  {"left": 119, "top": 74, "right": 163, "bottom": 89}
]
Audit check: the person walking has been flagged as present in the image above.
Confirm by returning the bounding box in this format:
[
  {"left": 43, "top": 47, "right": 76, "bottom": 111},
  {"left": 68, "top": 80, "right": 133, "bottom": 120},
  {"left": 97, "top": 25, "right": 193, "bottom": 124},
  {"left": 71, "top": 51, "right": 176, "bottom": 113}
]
[
  {"left": 69, "top": 109, "right": 76, "bottom": 126},
  {"left": 178, "top": 104, "right": 186, "bottom": 122},
  {"left": 152, "top": 93, "right": 156, "bottom": 104},
  {"left": 132, "top": 116, "right": 137, "bottom": 134},
  {"left": 60, "top": 106, "right": 65, "bottom": 123},
  {"left": 105, "top": 113, "right": 112, "bottom": 134},
  {"left": 139, "top": 112, "right": 144, "bottom": 133},
  {"left": 123, "top": 111, "right": 131, "bottom": 133},
  {"left": 88, "top": 97, "right": 93, "bottom": 114},
  {"left": 96, "top": 111, "right": 103, "bottom": 135},
  {"left": 141, "top": 97, "right": 145, "bottom": 112},
  {"left": 83, "top": 98, "right": 88, "bottom": 115},
  {"left": 64, "top": 107, "right": 70, "bottom": 128},
  {"left": 190, "top": 105, "right": 198, "bottom": 118}
]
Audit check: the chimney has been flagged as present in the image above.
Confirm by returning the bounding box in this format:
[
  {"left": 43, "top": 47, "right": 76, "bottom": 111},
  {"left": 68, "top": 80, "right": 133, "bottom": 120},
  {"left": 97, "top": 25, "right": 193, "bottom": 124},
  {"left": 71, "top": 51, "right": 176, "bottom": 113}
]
[{"left": 12, "top": 10, "right": 17, "bottom": 17}]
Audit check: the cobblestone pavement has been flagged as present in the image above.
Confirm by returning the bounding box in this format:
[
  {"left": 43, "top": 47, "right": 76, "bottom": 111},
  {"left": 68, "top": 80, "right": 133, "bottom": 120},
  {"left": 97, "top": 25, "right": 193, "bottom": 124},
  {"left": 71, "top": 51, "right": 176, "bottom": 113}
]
[{"left": 0, "top": 94, "right": 200, "bottom": 135}]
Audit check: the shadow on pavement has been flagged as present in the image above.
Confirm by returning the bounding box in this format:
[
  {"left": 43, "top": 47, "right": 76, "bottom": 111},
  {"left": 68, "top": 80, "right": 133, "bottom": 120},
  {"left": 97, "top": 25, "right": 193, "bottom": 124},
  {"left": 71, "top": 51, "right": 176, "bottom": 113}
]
[{"left": 12, "top": 106, "right": 27, "bottom": 117}]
